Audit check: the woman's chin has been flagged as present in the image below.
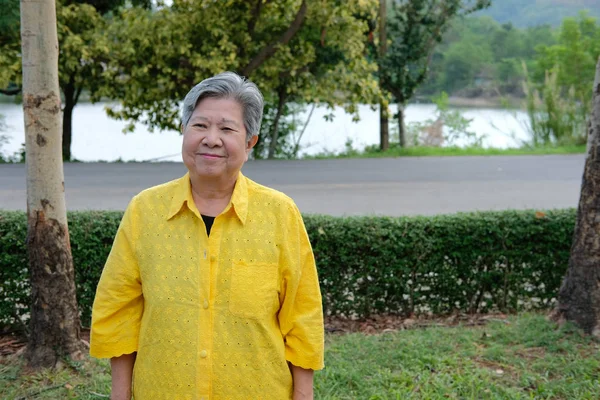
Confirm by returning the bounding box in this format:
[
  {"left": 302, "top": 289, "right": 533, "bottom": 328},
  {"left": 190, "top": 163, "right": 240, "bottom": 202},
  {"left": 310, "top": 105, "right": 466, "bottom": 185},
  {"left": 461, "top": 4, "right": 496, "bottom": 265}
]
[{"left": 193, "top": 165, "right": 227, "bottom": 180}]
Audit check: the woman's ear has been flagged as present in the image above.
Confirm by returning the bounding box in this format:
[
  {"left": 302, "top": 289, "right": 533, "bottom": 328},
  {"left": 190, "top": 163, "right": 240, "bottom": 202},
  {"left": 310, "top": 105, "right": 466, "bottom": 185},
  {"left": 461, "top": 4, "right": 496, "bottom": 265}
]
[{"left": 246, "top": 135, "right": 259, "bottom": 151}]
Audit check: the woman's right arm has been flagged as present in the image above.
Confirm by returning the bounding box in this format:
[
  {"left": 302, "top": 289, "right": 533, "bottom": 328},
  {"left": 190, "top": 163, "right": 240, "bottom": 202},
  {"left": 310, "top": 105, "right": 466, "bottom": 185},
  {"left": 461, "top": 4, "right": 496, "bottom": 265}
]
[{"left": 111, "top": 352, "right": 137, "bottom": 400}]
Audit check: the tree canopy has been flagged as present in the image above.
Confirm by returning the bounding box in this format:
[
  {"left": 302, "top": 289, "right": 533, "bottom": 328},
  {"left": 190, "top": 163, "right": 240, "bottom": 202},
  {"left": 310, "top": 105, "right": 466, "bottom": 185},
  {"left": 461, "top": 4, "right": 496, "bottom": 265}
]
[
  {"left": 0, "top": 0, "right": 21, "bottom": 95},
  {"left": 533, "top": 12, "right": 600, "bottom": 107},
  {"left": 378, "top": 0, "right": 491, "bottom": 146},
  {"left": 0, "top": 0, "right": 152, "bottom": 160},
  {"left": 99, "top": 0, "right": 381, "bottom": 141},
  {"left": 0, "top": 0, "right": 381, "bottom": 159}
]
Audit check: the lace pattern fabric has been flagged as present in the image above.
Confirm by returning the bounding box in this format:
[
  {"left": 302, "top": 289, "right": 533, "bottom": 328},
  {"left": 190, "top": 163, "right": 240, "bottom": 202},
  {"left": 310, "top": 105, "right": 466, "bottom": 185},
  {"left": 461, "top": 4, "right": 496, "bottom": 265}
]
[{"left": 90, "top": 173, "right": 324, "bottom": 400}]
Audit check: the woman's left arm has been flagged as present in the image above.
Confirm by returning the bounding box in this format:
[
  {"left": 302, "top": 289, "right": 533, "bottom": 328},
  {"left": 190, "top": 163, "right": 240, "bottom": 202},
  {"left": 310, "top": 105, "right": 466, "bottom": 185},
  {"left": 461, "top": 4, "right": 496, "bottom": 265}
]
[
  {"left": 278, "top": 204, "right": 324, "bottom": 396},
  {"left": 290, "top": 364, "right": 314, "bottom": 400}
]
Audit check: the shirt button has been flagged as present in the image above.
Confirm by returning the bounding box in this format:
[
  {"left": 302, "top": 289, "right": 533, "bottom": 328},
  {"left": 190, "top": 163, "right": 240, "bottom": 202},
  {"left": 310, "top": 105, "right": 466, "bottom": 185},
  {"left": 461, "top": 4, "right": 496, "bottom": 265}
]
[
  {"left": 203, "top": 300, "right": 209, "bottom": 309},
  {"left": 200, "top": 350, "right": 208, "bottom": 358}
]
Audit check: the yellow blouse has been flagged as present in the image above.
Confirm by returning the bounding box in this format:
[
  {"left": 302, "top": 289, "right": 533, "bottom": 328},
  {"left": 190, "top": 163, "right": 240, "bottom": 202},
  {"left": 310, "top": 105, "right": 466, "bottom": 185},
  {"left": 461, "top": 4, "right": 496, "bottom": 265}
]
[{"left": 90, "top": 172, "right": 324, "bottom": 400}]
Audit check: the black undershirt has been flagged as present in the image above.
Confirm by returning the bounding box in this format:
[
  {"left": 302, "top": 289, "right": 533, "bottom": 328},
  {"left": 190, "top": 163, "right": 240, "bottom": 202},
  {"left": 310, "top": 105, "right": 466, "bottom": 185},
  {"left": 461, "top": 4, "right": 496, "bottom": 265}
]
[{"left": 201, "top": 214, "right": 215, "bottom": 236}]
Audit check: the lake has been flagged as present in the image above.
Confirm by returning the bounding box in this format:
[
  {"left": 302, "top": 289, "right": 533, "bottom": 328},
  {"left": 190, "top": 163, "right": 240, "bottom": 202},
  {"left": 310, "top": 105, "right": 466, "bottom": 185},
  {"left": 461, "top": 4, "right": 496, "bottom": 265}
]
[{"left": 0, "top": 102, "right": 531, "bottom": 162}]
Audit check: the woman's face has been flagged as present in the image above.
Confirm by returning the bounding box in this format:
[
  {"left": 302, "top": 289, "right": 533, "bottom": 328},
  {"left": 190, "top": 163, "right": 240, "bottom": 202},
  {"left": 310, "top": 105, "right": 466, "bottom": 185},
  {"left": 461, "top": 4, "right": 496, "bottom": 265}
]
[{"left": 182, "top": 97, "right": 258, "bottom": 182}]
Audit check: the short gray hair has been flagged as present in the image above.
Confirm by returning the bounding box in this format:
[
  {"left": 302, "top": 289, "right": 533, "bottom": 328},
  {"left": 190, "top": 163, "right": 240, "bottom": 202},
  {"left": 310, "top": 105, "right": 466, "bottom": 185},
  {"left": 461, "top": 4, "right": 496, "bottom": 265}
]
[{"left": 181, "top": 72, "right": 264, "bottom": 140}]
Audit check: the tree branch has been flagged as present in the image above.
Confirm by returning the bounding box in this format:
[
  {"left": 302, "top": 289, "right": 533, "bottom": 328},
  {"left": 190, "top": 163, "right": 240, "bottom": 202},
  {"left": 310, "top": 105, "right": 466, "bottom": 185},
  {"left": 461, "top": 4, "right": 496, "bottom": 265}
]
[
  {"left": 241, "top": 0, "right": 308, "bottom": 77},
  {"left": 239, "top": 0, "right": 265, "bottom": 60},
  {"left": 460, "top": 0, "right": 492, "bottom": 15},
  {"left": 247, "top": 0, "right": 264, "bottom": 36}
]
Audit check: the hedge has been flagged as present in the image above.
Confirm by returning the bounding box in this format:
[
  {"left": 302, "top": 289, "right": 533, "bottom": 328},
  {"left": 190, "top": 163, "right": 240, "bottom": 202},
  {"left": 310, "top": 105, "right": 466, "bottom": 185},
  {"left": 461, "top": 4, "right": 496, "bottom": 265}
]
[{"left": 0, "top": 209, "right": 576, "bottom": 331}]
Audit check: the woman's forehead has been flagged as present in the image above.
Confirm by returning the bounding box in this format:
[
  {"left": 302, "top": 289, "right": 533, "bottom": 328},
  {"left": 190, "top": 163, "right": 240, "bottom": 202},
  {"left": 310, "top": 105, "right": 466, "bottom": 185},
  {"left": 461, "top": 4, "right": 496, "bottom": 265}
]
[
  {"left": 191, "top": 97, "right": 243, "bottom": 121},
  {"left": 193, "top": 97, "right": 242, "bottom": 112}
]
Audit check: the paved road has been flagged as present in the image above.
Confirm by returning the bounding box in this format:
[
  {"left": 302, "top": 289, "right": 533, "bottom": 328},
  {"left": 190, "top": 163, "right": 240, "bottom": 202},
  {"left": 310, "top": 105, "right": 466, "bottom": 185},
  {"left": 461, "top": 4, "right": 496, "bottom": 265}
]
[{"left": 0, "top": 155, "right": 586, "bottom": 216}]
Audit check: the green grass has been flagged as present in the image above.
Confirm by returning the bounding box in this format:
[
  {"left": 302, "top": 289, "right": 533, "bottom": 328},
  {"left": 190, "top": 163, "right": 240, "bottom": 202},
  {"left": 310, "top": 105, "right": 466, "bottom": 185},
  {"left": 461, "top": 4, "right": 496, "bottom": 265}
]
[
  {"left": 316, "top": 314, "right": 600, "bottom": 399},
  {"left": 305, "top": 145, "right": 587, "bottom": 159},
  {"left": 1, "top": 144, "right": 588, "bottom": 164},
  {"left": 0, "top": 357, "right": 111, "bottom": 399},
  {"left": 2, "top": 314, "right": 599, "bottom": 399}
]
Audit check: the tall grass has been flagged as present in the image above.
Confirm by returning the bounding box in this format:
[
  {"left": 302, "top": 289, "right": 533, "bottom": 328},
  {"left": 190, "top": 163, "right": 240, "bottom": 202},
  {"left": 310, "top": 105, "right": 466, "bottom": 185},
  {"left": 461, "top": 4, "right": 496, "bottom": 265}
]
[{"left": 522, "top": 63, "right": 589, "bottom": 147}]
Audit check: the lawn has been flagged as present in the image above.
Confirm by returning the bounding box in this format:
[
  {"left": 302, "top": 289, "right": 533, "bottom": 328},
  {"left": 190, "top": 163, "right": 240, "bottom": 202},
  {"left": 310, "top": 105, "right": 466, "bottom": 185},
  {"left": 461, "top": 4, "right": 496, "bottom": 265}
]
[
  {"left": 305, "top": 145, "right": 587, "bottom": 159},
  {"left": 1, "top": 313, "right": 599, "bottom": 399}
]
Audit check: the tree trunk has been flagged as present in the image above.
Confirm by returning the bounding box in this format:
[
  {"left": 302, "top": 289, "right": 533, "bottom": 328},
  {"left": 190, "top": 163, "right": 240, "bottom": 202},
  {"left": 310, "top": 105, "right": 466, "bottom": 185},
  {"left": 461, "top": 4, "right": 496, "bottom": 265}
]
[
  {"left": 62, "top": 81, "right": 75, "bottom": 161},
  {"left": 0, "top": 86, "right": 21, "bottom": 95},
  {"left": 551, "top": 57, "right": 600, "bottom": 335},
  {"left": 21, "top": 0, "right": 84, "bottom": 367},
  {"left": 379, "top": 102, "right": 389, "bottom": 151},
  {"left": 292, "top": 102, "right": 316, "bottom": 157},
  {"left": 267, "top": 86, "right": 287, "bottom": 159},
  {"left": 378, "top": 0, "right": 389, "bottom": 151},
  {"left": 397, "top": 102, "right": 406, "bottom": 148}
]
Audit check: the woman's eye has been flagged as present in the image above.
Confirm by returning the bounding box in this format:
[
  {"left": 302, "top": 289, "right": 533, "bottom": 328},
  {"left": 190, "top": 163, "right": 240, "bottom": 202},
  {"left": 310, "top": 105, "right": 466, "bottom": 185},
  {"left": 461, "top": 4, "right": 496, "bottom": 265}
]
[
  {"left": 194, "top": 124, "right": 207, "bottom": 129},
  {"left": 222, "top": 127, "right": 233, "bottom": 131}
]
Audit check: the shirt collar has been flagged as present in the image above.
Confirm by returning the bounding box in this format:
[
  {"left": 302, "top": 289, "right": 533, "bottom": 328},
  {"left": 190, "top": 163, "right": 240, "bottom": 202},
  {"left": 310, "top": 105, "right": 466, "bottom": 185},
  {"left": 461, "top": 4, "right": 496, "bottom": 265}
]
[{"left": 167, "top": 171, "right": 248, "bottom": 225}]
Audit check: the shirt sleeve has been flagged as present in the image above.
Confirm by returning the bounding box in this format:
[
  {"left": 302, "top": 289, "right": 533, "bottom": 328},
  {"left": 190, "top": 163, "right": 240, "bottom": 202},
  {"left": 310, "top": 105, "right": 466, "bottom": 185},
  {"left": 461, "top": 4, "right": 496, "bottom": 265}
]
[
  {"left": 90, "top": 196, "right": 143, "bottom": 359},
  {"left": 278, "top": 204, "right": 325, "bottom": 370}
]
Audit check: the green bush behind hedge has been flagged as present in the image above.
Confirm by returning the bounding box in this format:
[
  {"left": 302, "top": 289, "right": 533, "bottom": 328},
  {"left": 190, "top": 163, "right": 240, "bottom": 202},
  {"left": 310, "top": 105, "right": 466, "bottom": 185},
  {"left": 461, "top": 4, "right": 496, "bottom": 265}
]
[{"left": 0, "top": 209, "right": 576, "bottom": 330}]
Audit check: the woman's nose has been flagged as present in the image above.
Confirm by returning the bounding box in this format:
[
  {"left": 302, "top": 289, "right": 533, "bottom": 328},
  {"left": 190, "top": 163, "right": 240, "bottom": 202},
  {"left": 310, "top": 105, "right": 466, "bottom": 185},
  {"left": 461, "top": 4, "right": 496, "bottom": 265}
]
[{"left": 202, "top": 127, "right": 221, "bottom": 147}]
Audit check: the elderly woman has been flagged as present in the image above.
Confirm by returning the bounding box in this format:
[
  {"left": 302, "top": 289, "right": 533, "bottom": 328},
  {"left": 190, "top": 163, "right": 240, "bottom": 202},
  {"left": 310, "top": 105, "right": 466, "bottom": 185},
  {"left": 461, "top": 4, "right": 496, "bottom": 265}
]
[{"left": 90, "top": 72, "right": 324, "bottom": 400}]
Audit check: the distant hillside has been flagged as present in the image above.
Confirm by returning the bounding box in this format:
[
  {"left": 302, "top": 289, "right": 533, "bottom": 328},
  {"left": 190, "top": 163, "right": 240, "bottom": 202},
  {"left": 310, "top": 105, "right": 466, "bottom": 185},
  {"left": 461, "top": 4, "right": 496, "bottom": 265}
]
[{"left": 475, "top": 0, "right": 600, "bottom": 27}]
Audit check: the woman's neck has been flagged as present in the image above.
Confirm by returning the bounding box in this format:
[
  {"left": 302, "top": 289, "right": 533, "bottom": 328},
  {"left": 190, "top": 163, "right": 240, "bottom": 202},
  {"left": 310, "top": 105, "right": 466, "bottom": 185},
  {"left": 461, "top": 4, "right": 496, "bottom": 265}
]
[{"left": 189, "top": 174, "right": 237, "bottom": 217}]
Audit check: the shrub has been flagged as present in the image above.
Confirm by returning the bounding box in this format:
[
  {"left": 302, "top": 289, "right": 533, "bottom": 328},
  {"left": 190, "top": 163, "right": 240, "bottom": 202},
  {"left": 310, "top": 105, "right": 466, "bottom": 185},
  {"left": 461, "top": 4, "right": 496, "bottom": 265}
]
[
  {"left": 0, "top": 211, "right": 122, "bottom": 331},
  {"left": 0, "top": 209, "right": 576, "bottom": 331},
  {"left": 307, "top": 210, "right": 574, "bottom": 318}
]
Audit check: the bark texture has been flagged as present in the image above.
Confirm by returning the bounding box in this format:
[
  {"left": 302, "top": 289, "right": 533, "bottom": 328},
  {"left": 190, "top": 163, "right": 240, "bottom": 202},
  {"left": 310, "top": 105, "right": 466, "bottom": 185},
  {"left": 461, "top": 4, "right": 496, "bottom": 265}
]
[
  {"left": 552, "top": 57, "right": 600, "bottom": 335},
  {"left": 268, "top": 85, "right": 288, "bottom": 159},
  {"left": 397, "top": 103, "right": 406, "bottom": 148},
  {"left": 379, "top": 104, "right": 389, "bottom": 151},
  {"left": 62, "top": 80, "right": 75, "bottom": 161},
  {"left": 378, "top": 0, "right": 389, "bottom": 151},
  {"left": 21, "top": 0, "right": 84, "bottom": 367}
]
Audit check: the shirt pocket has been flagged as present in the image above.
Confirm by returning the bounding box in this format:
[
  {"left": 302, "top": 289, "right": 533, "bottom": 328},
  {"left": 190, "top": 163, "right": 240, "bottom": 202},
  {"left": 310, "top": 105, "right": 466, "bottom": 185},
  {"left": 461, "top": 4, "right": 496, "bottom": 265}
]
[{"left": 229, "top": 261, "right": 279, "bottom": 319}]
